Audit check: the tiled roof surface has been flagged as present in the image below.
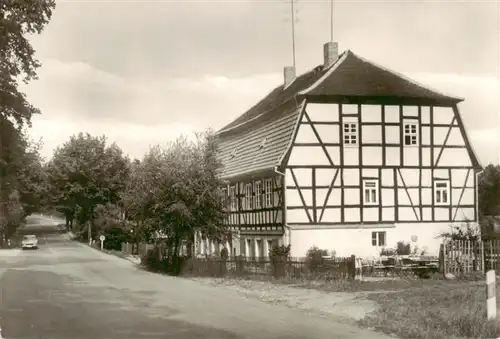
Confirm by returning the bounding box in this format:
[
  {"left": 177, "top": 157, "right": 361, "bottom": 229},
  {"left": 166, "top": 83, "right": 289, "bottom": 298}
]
[
  {"left": 217, "top": 109, "right": 300, "bottom": 180},
  {"left": 218, "top": 60, "right": 334, "bottom": 134},
  {"left": 305, "top": 51, "right": 461, "bottom": 103}
]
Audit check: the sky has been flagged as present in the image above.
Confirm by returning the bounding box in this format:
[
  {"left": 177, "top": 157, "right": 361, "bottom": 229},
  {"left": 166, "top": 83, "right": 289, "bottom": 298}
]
[{"left": 21, "top": 0, "right": 499, "bottom": 165}]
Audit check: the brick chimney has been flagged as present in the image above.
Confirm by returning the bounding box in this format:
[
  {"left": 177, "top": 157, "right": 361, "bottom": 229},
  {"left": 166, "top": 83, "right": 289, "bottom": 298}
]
[
  {"left": 283, "top": 66, "right": 296, "bottom": 88},
  {"left": 323, "top": 42, "right": 338, "bottom": 68}
]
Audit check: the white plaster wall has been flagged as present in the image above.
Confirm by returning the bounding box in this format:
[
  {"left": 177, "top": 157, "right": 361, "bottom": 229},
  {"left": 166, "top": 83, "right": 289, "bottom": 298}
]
[
  {"left": 286, "top": 167, "right": 475, "bottom": 224},
  {"left": 305, "top": 103, "right": 339, "bottom": 122},
  {"left": 289, "top": 104, "right": 469, "bottom": 170},
  {"left": 289, "top": 222, "right": 473, "bottom": 258}
]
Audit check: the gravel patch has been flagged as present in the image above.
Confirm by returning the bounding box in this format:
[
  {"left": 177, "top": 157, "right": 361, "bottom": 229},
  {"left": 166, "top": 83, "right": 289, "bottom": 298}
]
[{"left": 188, "top": 277, "right": 378, "bottom": 322}]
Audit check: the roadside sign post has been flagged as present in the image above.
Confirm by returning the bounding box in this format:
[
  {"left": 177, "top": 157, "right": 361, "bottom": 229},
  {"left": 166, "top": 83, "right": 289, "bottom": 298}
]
[
  {"left": 99, "top": 235, "right": 105, "bottom": 251},
  {"left": 486, "top": 269, "right": 497, "bottom": 320}
]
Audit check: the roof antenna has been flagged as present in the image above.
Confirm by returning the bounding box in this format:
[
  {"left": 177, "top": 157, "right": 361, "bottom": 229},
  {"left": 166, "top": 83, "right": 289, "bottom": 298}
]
[
  {"left": 289, "top": 0, "right": 298, "bottom": 68},
  {"left": 330, "top": 0, "right": 334, "bottom": 42}
]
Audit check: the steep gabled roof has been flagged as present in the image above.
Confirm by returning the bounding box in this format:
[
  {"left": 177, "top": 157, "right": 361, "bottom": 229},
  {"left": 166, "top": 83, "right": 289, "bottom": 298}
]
[
  {"left": 216, "top": 48, "right": 466, "bottom": 180},
  {"left": 217, "top": 108, "right": 301, "bottom": 180},
  {"left": 217, "top": 57, "right": 337, "bottom": 135},
  {"left": 301, "top": 50, "right": 462, "bottom": 104}
]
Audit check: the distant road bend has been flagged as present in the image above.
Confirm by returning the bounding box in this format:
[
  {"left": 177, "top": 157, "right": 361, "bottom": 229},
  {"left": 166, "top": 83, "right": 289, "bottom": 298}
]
[{"left": 0, "top": 213, "right": 391, "bottom": 339}]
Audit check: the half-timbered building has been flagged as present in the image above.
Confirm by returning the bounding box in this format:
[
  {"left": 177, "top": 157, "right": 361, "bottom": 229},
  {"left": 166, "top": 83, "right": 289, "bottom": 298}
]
[{"left": 204, "top": 42, "right": 482, "bottom": 259}]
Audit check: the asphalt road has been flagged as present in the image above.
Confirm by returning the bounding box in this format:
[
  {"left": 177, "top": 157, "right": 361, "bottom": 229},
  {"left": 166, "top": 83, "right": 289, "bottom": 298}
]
[{"left": 0, "top": 215, "right": 393, "bottom": 339}]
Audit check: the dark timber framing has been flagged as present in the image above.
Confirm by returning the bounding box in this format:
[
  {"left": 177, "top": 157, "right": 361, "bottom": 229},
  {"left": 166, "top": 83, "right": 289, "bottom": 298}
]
[
  {"left": 430, "top": 106, "right": 435, "bottom": 222},
  {"left": 222, "top": 175, "right": 284, "bottom": 235},
  {"left": 284, "top": 102, "right": 479, "bottom": 226},
  {"left": 303, "top": 111, "right": 335, "bottom": 166},
  {"left": 357, "top": 104, "right": 364, "bottom": 223},
  {"left": 339, "top": 104, "right": 345, "bottom": 223}
]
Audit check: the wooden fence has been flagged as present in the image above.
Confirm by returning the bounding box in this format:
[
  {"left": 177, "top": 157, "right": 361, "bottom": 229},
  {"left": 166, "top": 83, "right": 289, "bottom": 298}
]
[
  {"left": 181, "top": 255, "right": 357, "bottom": 280},
  {"left": 442, "top": 239, "right": 500, "bottom": 276},
  {"left": 121, "top": 242, "right": 154, "bottom": 257}
]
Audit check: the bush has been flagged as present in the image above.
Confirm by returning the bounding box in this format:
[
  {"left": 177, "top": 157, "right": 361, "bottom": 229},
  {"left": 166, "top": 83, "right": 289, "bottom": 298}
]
[
  {"left": 396, "top": 241, "right": 411, "bottom": 255},
  {"left": 141, "top": 247, "right": 189, "bottom": 276},
  {"left": 306, "top": 246, "right": 329, "bottom": 273},
  {"left": 220, "top": 247, "right": 228, "bottom": 259},
  {"left": 380, "top": 241, "right": 412, "bottom": 256},
  {"left": 268, "top": 244, "right": 291, "bottom": 258},
  {"left": 269, "top": 244, "right": 291, "bottom": 278},
  {"left": 101, "top": 226, "right": 131, "bottom": 251},
  {"left": 142, "top": 248, "right": 162, "bottom": 272}
]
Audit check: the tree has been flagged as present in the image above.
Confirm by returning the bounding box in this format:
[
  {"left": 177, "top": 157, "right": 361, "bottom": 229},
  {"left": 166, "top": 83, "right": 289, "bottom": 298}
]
[
  {"left": 16, "top": 136, "right": 48, "bottom": 216},
  {"left": 46, "top": 133, "right": 130, "bottom": 240},
  {"left": 479, "top": 164, "right": 500, "bottom": 218},
  {"left": 1, "top": 0, "right": 56, "bottom": 126},
  {"left": 0, "top": 119, "right": 33, "bottom": 241},
  {"left": 138, "top": 130, "right": 230, "bottom": 273},
  {"left": 1, "top": 0, "right": 56, "bottom": 243}
]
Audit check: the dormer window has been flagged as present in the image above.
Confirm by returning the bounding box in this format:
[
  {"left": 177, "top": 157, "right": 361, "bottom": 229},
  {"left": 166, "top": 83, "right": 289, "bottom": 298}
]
[{"left": 258, "top": 138, "right": 267, "bottom": 150}]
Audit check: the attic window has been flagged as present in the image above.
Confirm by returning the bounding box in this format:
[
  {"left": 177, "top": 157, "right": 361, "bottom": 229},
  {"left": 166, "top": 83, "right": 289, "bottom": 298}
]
[
  {"left": 258, "top": 138, "right": 267, "bottom": 150},
  {"left": 230, "top": 148, "right": 238, "bottom": 159}
]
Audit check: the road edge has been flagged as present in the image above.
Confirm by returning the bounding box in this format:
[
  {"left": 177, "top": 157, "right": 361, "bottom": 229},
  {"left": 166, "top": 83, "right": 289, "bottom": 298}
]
[{"left": 64, "top": 232, "right": 142, "bottom": 266}]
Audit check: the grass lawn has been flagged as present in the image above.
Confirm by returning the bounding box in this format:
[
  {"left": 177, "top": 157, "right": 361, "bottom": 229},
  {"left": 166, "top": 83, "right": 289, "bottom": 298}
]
[
  {"left": 357, "top": 280, "right": 500, "bottom": 339},
  {"left": 204, "top": 275, "right": 500, "bottom": 338}
]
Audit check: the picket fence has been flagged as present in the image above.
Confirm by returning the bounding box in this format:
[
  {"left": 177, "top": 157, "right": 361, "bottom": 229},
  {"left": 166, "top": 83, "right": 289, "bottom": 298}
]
[{"left": 442, "top": 239, "right": 500, "bottom": 276}]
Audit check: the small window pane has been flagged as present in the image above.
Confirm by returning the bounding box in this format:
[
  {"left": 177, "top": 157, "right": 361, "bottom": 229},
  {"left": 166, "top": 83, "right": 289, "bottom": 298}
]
[{"left": 379, "top": 232, "right": 386, "bottom": 246}]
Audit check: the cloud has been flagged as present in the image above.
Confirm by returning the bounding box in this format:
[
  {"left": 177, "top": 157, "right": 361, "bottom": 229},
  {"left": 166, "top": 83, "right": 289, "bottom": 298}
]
[
  {"left": 29, "top": 116, "right": 202, "bottom": 161},
  {"left": 21, "top": 58, "right": 281, "bottom": 129}
]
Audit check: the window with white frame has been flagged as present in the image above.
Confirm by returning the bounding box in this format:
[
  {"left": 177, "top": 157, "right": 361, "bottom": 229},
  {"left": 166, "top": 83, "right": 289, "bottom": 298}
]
[
  {"left": 263, "top": 179, "right": 273, "bottom": 208},
  {"left": 403, "top": 121, "right": 418, "bottom": 146},
  {"left": 245, "top": 183, "right": 253, "bottom": 210},
  {"left": 372, "top": 231, "right": 386, "bottom": 247},
  {"left": 229, "top": 186, "right": 237, "bottom": 211},
  {"left": 434, "top": 180, "right": 450, "bottom": 205},
  {"left": 363, "top": 180, "right": 378, "bottom": 205},
  {"left": 220, "top": 187, "right": 227, "bottom": 206},
  {"left": 254, "top": 181, "right": 262, "bottom": 209},
  {"left": 343, "top": 122, "right": 358, "bottom": 145}
]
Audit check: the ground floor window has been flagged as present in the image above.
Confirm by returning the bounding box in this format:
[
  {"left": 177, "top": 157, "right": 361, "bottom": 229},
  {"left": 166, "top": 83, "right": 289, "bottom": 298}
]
[{"left": 372, "top": 231, "right": 386, "bottom": 247}]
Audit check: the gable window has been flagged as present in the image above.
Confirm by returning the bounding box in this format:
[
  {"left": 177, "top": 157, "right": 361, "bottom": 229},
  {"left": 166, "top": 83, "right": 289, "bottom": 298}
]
[
  {"left": 343, "top": 122, "right": 358, "bottom": 145},
  {"left": 230, "top": 148, "right": 238, "bottom": 159},
  {"left": 229, "top": 186, "right": 237, "bottom": 211},
  {"left": 245, "top": 183, "right": 253, "bottom": 210},
  {"left": 363, "top": 180, "right": 378, "bottom": 205},
  {"left": 263, "top": 179, "right": 273, "bottom": 208},
  {"left": 254, "top": 181, "right": 262, "bottom": 209},
  {"left": 434, "top": 180, "right": 450, "bottom": 205},
  {"left": 372, "top": 231, "right": 386, "bottom": 247},
  {"left": 403, "top": 122, "right": 418, "bottom": 146},
  {"left": 258, "top": 138, "right": 267, "bottom": 150}
]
